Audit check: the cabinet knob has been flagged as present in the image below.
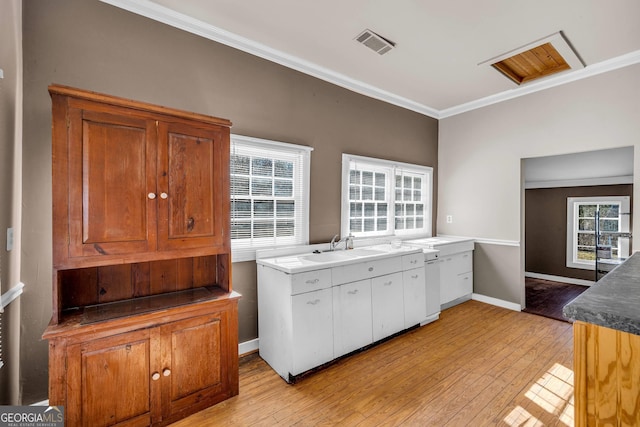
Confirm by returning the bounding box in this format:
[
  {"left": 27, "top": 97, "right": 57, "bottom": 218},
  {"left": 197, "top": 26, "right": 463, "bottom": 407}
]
[
  {"left": 368, "top": 267, "right": 374, "bottom": 272},
  {"left": 152, "top": 372, "right": 160, "bottom": 381},
  {"left": 160, "top": 192, "right": 169, "bottom": 199},
  {"left": 148, "top": 193, "right": 157, "bottom": 200},
  {"left": 163, "top": 368, "right": 171, "bottom": 377}
]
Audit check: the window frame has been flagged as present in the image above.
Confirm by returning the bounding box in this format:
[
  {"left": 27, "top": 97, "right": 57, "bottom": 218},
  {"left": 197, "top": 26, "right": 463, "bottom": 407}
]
[
  {"left": 341, "top": 153, "right": 433, "bottom": 239},
  {"left": 566, "top": 196, "right": 630, "bottom": 270},
  {"left": 230, "top": 134, "right": 313, "bottom": 262}
]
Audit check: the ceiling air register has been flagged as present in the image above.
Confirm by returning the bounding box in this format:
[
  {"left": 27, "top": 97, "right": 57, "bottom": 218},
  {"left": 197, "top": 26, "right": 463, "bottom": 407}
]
[{"left": 355, "top": 29, "right": 395, "bottom": 55}]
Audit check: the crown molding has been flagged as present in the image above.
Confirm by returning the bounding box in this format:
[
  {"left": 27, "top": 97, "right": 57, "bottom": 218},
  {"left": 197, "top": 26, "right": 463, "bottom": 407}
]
[{"left": 101, "top": 0, "right": 640, "bottom": 120}]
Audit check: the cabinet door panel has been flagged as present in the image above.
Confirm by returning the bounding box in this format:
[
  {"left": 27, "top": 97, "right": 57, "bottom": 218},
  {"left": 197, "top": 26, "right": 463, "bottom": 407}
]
[
  {"left": 372, "top": 272, "right": 405, "bottom": 341},
  {"left": 403, "top": 267, "right": 427, "bottom": 328},
  {"left": 291, "top": 289, "right": 334, "bottom": 375},
  {"left": 68, "top": 109, "right": 157, "bottom": 258},
  {"left": 67, "top": 329, "right": 155, "bottom": 427},
  {"left": 333, "top": 280, "right": 373, "bottom": 358},
  {"left": 160, "top": 311, "right": 231, "bottom": 419},
  {"left": 157, "top": 122, "right": 228, "bottom": 252}
]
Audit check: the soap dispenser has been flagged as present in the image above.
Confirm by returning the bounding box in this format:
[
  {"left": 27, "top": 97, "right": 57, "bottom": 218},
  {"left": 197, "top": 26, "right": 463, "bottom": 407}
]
[{"left": 346, "top": 233, "right": 354, "bottom": 250}]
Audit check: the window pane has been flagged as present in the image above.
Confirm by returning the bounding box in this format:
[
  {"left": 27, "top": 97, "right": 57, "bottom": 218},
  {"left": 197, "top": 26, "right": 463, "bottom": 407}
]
[
  {"left": 254, "top": 221, "right": 274, "bottom": 238},
  {"left": 377, "top": 203, "right": 387, "bottom": 217},
  {"left": 362, "top": 171, "right": 373, "bottom": 186},
  {"left": 350, "top": 218, "right": 362, "bottom": 232},
  {"left": 276, "top": 201, "right": 294, "bottom": 218},
  {"left": 403, "top": 189, "right": 411, "bottom": 200},
  {"left": 230, "top": 221, "right": 250, "bottom": 239},
  {"left": 230, "top": 154, "right": 250, "bottom": 175},
  {"left": 599, "top": 219, "right": 619, "bottom": 231},
  {"left": 231, "top": 200, "right": 251, "bottom": 218},
  {"left": 395, "top": 217, "right": 404, "bottom": 230},
  {"left": 578, "top": 205, "right": 596, "bottom": 218},
  {"left": 362, "top": 186, "right": 373, "bottom": 200},
  {"left": 406, "top": 204, "right": 414, "bottom": 216},
  {"left": 375, "top": 187, "right": 385, "bottom": 201},
  {"left": 350, "top": 170, "right": 360, "bottom": 185},
  {"left": 579, "top": 219, "right": 595, "bottom": 231},
  {"left": 252, "top": 178, "right": 272, "bottom": 196},
  {"left": 274, "top": 160, "right": 293, "bottom": 178},
  {"left": 414, "top": 177, "right": 422, "bottom": 188},
  {"left": 364, "top": 218, "right": 375, "bottom": 232},
  {"left": 274, "top": 179, "right": 292, "bottom": 197},
  {"left": 252, "top": 157, "right": 273, "bottom": 176},
  {"left": 364, "top": 203, "right": 375, "bottom": 217},
  {"left": 377, "top": 218, "right": 387, "bottom": 231},
  {"left": 395, "top": 175, "right": 402, "bottom": 187},
  {"left": 416, "top": 204, "right": 424, "bottom": 215},
  {"left": 254, "top": 200, "right": 274, "bottom": 218},
  {"left": 406, "top": 217, "right": 415, "bottom": 229},
  {"left": 416, "top": 217, "right": 424, "bottom": 228},
  {"left": 230, "top": 176, "right": 249, "bottom": 196},
  {"left": 413, "top": 189, "right": 421, "bottom": 201},
  {"left": 577, "top": 247, "right": 595, "bottom": 261},
  {"left": 350, "top": 185, "right": 360, "bottom": 200},
  {"left": 276, "top": 220, "right": 294, "bottom": 237},
  {"left": 599, "top": 205, "right": 619, "bottom": 218},
  {"left": 350, "top": 202, "right": 362, "bottom": 217},
  {"left": 395, "top": 203, "right": 403, "bottom": 216},
  {"left": 375, "top": 172, "right": 385, "bottom": 187}
]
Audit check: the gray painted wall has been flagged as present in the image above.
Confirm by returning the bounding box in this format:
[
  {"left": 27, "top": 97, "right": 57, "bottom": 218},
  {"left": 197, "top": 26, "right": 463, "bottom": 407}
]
[
  {"left": 20, "top": 0, "right": 438, "bottom": 403},
  {"left": 439, "top": 64, "right": 640, "bottom": 307}
]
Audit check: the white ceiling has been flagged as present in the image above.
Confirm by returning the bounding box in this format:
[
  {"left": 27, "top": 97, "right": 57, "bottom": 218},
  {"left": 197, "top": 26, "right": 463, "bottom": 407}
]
[{"left": 102, "top": 0, "right": 640, "bottom": 118}]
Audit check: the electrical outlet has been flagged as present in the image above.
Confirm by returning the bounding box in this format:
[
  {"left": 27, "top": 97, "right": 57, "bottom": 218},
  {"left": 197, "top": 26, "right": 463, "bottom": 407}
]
[
  {"left": 446, "top": 215, "right": 453, "bottom": 224},
  {"left": 7, "top": 227, "right": 14, "bottom": 251}
]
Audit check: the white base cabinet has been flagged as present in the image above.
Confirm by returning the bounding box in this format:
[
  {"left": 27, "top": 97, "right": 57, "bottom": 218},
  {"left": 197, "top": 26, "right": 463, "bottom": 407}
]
[
  {"left": 440, "top": 250, "right": 473, "bottom": 307},
  {"left": 424, "top": 259, "right": 441, "bottom": 319},
  {"left": 258, "top": 248, "right": 427, "bottom": 382}
]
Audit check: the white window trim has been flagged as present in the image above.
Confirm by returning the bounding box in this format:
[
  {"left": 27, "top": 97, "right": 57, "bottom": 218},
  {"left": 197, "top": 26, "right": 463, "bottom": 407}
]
[
  {"left": 230, "top": 134, "right": 313, "bottom": 262},
  {"left": 566, "top": 196, "right": 630, "bottom": 270},
  {"left": 340, "top": 153, "right": 433, "bottom": 239}
]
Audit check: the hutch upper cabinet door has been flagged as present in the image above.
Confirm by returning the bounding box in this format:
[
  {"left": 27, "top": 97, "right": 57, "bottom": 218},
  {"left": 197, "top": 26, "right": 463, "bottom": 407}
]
[
  {"left": 156, "top": 121, "right": 227, "bottom": 252},
  {"left": 68, "top": 107, "right": 157, "bottom": 259}
]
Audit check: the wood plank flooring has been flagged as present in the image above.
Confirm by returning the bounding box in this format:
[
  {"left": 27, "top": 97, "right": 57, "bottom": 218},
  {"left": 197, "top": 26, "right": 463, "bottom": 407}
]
[{"left": 171, "top": 301, "right": 575, "bottom": 426}]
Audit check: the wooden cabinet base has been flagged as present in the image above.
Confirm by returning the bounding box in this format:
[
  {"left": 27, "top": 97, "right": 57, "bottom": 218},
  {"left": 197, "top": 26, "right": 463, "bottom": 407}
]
[
  {"left": 573, "top": 321, "right": 640, "bottom": 426},
  {"left": 44, "top": 296, "right": 239, "bottom": 427}
]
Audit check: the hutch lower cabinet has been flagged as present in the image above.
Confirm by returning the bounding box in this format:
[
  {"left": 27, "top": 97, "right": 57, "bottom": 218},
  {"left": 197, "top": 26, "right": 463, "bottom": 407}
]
[{"left": 43, "top": 85, "right": 239, "bottom": 426}]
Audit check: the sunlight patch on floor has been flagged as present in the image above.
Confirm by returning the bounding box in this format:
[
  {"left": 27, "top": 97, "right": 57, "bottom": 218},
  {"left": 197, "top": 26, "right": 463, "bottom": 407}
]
[{"left": 504, "top": 363, "right": 574, "bottom": 426}]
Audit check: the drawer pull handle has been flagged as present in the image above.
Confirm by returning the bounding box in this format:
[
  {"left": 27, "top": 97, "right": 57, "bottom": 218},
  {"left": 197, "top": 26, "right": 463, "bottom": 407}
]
[
  {"left": 152, "top": 372, "right": 160, "bottom": 381},
  {"left": 368, "top": 267, "right": 374, "bottom": 272},
  {"left": 307, "top": 299, "right": 321, "bottom": 305},
  {"left": 384, "top": 281, "right": 393, "bottom": 286},
  {"left": 305, "top": 279, "right": 319, "bottom": 284},
  {"left": 348, "top": 290, "right": 359, "bottom": 295},
  {"left": 163, "top": 369, "right": 171, "bottom": 377},
  {"left": 411, "top": 274, "right": 419, "bottom": 279},
  {"left": 410, "top": 260, "right": 418, "bottom": 264}
]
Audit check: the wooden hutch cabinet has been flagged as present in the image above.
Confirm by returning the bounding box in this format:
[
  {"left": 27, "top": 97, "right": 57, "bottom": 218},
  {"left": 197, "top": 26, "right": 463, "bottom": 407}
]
[{"left": 43, "top": 85, "right": 240, "bottom": 426}]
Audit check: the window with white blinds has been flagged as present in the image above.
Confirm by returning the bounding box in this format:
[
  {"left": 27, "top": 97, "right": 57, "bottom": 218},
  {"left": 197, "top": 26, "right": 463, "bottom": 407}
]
[
  {"left": 230, "top": 135, "right": 312, "bottom": 261},
  {"left": 341, "top": 154, "right": 432, "bottom": 238}
]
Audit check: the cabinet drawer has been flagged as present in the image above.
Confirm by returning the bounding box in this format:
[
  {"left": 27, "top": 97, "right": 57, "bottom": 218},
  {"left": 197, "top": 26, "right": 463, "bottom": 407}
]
[
  {"left": 402, "top": 252, "right": 424, "bottom": 270},
  {"left": 332, "top": 256, "right": 402, "bottom": 285},
  {"left": 291, "top": 269, "right": 332, "bottom": 295}
]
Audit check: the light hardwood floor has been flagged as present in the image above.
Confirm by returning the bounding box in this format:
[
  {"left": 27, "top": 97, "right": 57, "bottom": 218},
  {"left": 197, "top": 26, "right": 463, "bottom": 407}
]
[{"left": 171, "top": 300, "right": 575, "bottom": 426}]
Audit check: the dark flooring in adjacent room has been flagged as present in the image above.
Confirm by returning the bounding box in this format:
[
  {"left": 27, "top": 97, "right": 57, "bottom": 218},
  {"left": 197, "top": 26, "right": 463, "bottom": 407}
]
[{"left": 523, "top": 277, "right": 589, "bottom": 322}]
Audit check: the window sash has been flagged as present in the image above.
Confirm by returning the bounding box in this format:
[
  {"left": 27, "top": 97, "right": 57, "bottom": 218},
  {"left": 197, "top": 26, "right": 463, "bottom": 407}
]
[
  {"left": 230, "top": 135, "right": 312, "bottom": 261},
  {"left": 342, "top": 154, "right": 432, "bottom": 238}
]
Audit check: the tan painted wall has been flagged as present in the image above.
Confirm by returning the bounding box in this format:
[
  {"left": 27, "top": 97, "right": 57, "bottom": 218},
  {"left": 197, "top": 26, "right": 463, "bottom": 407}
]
[
  {"left": 21, "top": 0, "right": 438, "bottom": 402},
  {"left": 439, "top": 64, "right": 640, "bottom": 307}
]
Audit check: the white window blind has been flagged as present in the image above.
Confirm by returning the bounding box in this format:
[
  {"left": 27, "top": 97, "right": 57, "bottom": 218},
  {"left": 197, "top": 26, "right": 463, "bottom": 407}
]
[
  {"left": 230, "top": 135, "right": 312, "bottom": 262},
  {"left": 342, "top": 154, "right": 432, "bottom": 238}
]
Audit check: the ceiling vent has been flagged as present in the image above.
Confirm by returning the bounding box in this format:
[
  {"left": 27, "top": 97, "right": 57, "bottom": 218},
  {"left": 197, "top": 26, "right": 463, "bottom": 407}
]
[
  {"left": 355, "top": 29, "right": 395, "bottom": 55},
  {"left": 480, "top": 32, "right": 584, "bottom": 85}
]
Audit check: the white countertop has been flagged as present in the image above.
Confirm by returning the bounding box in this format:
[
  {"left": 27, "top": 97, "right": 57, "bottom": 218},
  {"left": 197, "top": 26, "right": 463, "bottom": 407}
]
[{"left": 256, "top": 244, "right": 423, "bottom": 274}]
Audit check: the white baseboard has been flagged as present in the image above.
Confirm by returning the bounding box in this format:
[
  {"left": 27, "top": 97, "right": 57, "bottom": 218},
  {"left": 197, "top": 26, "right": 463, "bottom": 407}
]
[
  {"left": 525, "top": 272, "right": 593, "bottom": 287},
  {"left": 472, "top": 293, "right": 522, "bottom": 312},
  {"left": 239, "top": 338, "right": 259, "bottom": 356}
]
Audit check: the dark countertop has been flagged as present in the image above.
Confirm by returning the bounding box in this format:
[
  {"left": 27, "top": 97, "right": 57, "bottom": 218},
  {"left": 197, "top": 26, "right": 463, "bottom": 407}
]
[{"left": 563, "top": 252, "right": 640, "bottom": 336}]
